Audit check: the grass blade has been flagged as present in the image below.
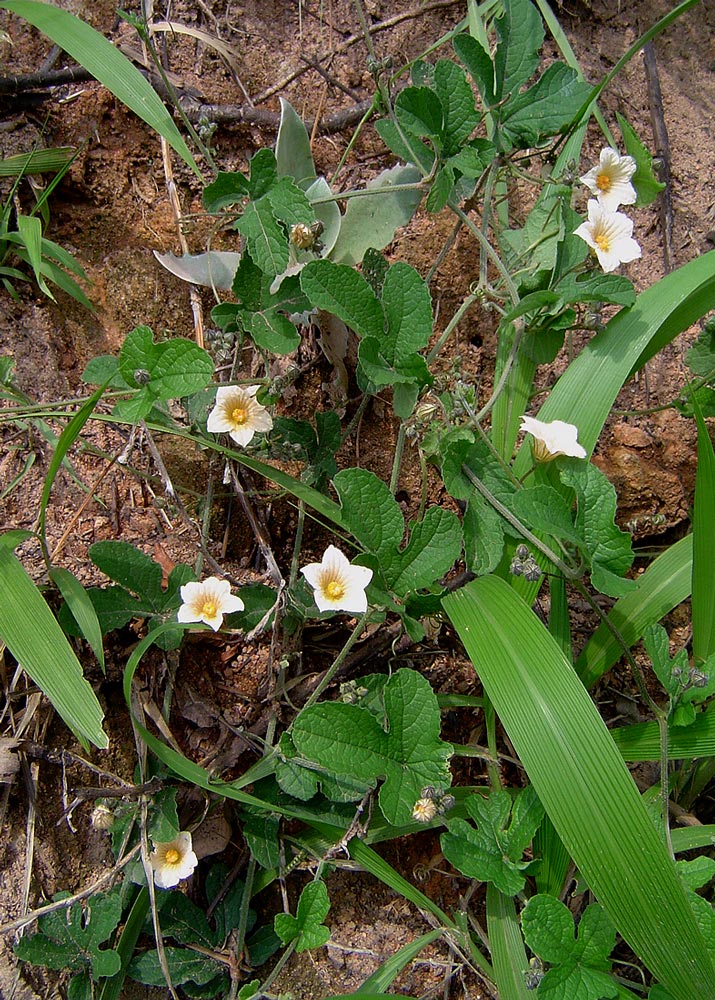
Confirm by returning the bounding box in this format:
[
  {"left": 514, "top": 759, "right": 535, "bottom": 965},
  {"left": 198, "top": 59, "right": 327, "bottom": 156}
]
[
  {"left": 49, "top": 566, "right": 105, "bottom": 673},
  {"left": 691, "top": 400, "right": 715, "bottom": 663},
  {"left": 513, "top": 251, "right": 715, "bottom": 479},
  {"left": 611, "top": 704, "right": 715, "bottom": 761},
  {"left": 486, "top": 885, "right": 530, "bottom": 1000},
  {"left": 355, "top": 930, "right": 442, "bottom": 994},
  {"left": 0, "top": 541, "right": 107, "bottom": 748},
  {"left": 0, "top": 0, "right": 200, "bottom": 177},
  {"left": 575, "top": 534, "right": 692, "bottom": 687},
  {"left": 0, "top": 147, "right": 75, "bottom": 175},
  {"left": 443, "top": 576, "right": 715, "bottom": 1000}
]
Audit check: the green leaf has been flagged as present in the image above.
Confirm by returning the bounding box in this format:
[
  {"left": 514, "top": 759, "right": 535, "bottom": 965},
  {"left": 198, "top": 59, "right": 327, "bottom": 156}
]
[
  {"left": 247, "top": 148, "right": 279, "bottom": 200},
  {"left": 381, "top": 262, "right": 433, "bottom": 365},
  {"left": 274, "top": 880, "right": 331, "bottom": 952},
  {"left": 442, "top": 787, "right": 544, "bottom": 895},
  {"left": 49, "top": 567, "right": 105, "bottom": 672},
  {"left": 434, "top": 59, "right": 478, "bottom": 153},
  {"left": 382, "top": 507, "right": 462, "bottom": 597},
  {"left": 292, "top": 669, "right": 452, "bottom": 826},
  {"left": 0, "top": 1, "right": 199, "bottom": 175},
  {"left": 501, "top": 64, "right": 592, "bottom": 148},
  {"left": 394, "top": 87, "right": 443, "bottom": 141},
  {"left": 15, "top": 888, "right": 122, "bottom": 978},
  {"left": 267, "top": 176, "right": 314, "bottom": 227},
  {"left": 463, "top": 493, "right": 505, "bottom": 575},
  {"left": 494, "top": 0, "right": 543, "bottom": 101},
  {"left": 0, "top": 545, "right": 107, "bottom": 748},
  {"left": 157, "top": 892, "right": 215, "bottom": 948},
  {"left": 89, "top": 541, "right": 164, "bottom": 607},
  {"left": 511, "top": 485, "right": 584, "bottom": 550},
  {"left": 301, "top": 260, "right": 384, "bottom": 339},
  {"left": 236, "top": 199, "right": 288, "bottom": 277},
  {"left": 242, "top": 809, "right": 281, "bottom": 869},
  {"left": 559, "top": 461, "right": 634, "bottom": 589},
  {"left": 555, "top": 270, "right": 636, "bottom": 308},
  {"left": 275, "top": 98, "right": 317, "bottom": 185},
  {"left": 443, "top": 576, "right": 715, "bottom": 1000},
  {"left": 329, "top": 165, "right": 423, "bottom": 267},
  {"left": 453, "top": 32, "right": 495, "bottom": 107},
  {"left": 333, "top": 468, "right": 404, "bottom": 555},
  {"left": 374, "top": 118, "right": 434, "bottom": 174},
  {"left": 522, "top": 895, "right": 617, "bottom": 1000},
  {"left": 128, "top": 948, "right": 222, "bottom": 986},
  {"left": 202, "top": 170, "right": 249, "bottom": 212},
  {"left": 616, "top": 112, "right": 665, "bottom": 207},
  {"left": 117, "top": 326, "right": 213, "bottom": 400}
]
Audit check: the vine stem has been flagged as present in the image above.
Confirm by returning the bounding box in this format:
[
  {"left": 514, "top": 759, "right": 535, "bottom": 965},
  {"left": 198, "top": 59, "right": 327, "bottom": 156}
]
[
  {"left": 389, "top": 423, "right": 407, "bottom": 494},
  {"left": 426, "top": 291, "right": 480, "bottom": 364},
  {"left": 302, "top": 612, "right": 372, "bottom": 711}
]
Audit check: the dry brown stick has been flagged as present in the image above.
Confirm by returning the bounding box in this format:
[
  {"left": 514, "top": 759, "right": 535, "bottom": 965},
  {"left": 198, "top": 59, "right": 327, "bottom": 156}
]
[
  {"left": 0, "top": 844, "right": 143, "bottom": 935},
  {"left": 180, "top": 95, "right": 374, "bottom": 134},
  {"left": 229, "top": 466, "right": 283, "bottom": 585},
  {"left": 251, "top": 0, "right": 463, "bottom": 105},
  {"left": 643, "top": 40, "right": 674, "bottom": 274}
]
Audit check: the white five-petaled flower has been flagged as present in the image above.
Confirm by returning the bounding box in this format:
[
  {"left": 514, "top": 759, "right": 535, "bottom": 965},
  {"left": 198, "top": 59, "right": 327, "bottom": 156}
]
[
  {"left": 520, "top": 415, "right": 587, "bottom": 462},
  {"left": 579, "top": 147, "right": 637, "bottom": 211},
  {"left": 573, "top": 200, "right": 641, "bottom": 273},
  {"left": 207, "top": 384, "right": 273, "bottom": 447},
  {"left": 150, "top": 831, "right": 198, "bottom": 889},
  {"left": 301, "top": 544, "right": 373, "bottom": 614},
  {"left": 178, "top": 577, "right": 244, "bottom": 631}
]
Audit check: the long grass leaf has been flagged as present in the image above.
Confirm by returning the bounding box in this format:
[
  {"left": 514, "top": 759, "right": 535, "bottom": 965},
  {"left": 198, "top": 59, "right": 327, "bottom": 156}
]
[
  {"left": 575, "top": 534, "right": 692, "bottom": 687},
  {"left": 0, "top": 544, "right": 107, "bottom": 748},
  {"left": 0, "top": 147, "right": 75, "bottom": 176},
  {"left": 355, "top": 930, "right": 442, "bottom": 994},
  {"left": 514, "top": 252, "right": 715, "bottom": 479},
  {"left": 611, "top": 704, "right": 715, "bottom": 761},
  {"left": 37, "top": 384, "right": 106, "bottom": 541},
  {"left": 486, "top": 885, "right": 530, "bottom": 1000},
  {"left": 691, "top": 400, "right": 715, "bottom": 663},
  {"left": 443, "top": 576, "right": 715, "bottom": 1000},
  {"left": 0, "top": 0, "right": 200, "bottom": 177},
  {"left": 49, "top": 566, "right": 105, "bottom": 672}
]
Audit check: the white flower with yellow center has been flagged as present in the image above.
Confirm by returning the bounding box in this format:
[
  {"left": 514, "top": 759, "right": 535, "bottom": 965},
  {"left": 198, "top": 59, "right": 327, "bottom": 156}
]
[
  {"left": 177, "top": 577, "right": 244, "bottom": 631},
  {"left": 150, "top": 831, "right": 198, "bottom": 889},
  {"left": 520, "top": 415, "right": 587, "bottom": 462},
  {"left": 301, "top": 545, "right": 373, "bottom": 614},
  {"left": 573, "top": 200, "right": 641, "bottom": 273},
  {"left": 580, "top": 147, "right": 637, "bottom": 211},
  {"left": 207, "top": 384, "right": 273, "bottom": 447}
]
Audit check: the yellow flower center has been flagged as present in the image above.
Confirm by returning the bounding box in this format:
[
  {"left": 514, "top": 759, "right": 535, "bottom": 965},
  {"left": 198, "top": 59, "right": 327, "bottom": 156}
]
[
  {"left": 596, "top": 172, "right": 611, "bottom": 191},
  {"left": 595, "top": 233, "right": 611, "bottom": 252},
  {"left": 325, "top": 580, "right": 345, "bottom": 601},
  {"left": 201, "top": 600, "right": 217, "bottom": 618},
  {"left": 231, "top": 406, "right": 248, "bottom": 425},
  {"left": 165, "top": 848, "right": 180, "bottom": 865}
]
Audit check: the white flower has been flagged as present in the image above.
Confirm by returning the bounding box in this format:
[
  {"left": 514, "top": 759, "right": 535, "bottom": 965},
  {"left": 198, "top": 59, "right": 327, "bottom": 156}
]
[
  {"left": 574, "top": 200, "right": 641, "bottom": 273},
  {"left": 150, "top": 831, "right": 198, "bottom": 889},
  {"left": 579, "top": 147, "right": 637, "bottom": 211},
  {"left": 520, "top": 415, "right": 587, "bottom": 462},
  {"left": 177, "top": 577, "right": 244, "bottom": 631},
  {"left": 206, "top": 384, "right": 273, "bottom": 447},
  {"left": 301, "top": 545, "right": 373, "bottom": 614}
]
